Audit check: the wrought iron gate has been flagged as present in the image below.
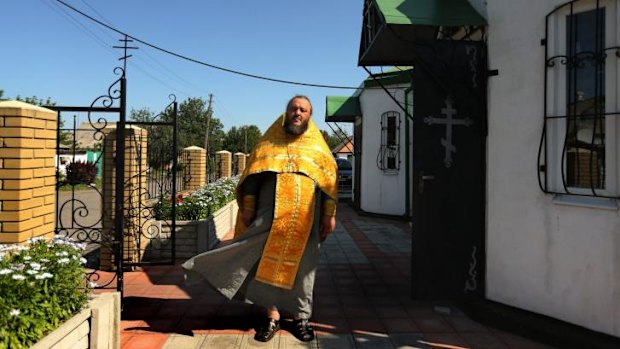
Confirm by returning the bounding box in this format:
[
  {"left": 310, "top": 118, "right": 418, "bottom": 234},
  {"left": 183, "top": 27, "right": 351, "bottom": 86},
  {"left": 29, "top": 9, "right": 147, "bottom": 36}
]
[{"left": 52, "top": 66, "right": 180, "bottom": 299}]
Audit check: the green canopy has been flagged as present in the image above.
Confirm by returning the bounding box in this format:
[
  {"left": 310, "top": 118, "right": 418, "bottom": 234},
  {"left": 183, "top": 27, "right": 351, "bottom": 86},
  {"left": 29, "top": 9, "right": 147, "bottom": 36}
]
[
  {"left": 376, "top": 0, "right": 486, "bottom": 26},
  {"left": 359, "top": 0, "right": 487, "bottom": 66},
  {"left": 325, "top": 96, "right": 361, "bottom": 122}
]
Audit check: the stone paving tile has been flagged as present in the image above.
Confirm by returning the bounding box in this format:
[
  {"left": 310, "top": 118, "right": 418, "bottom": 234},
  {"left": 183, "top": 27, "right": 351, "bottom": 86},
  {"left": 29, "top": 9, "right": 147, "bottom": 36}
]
[
  {"left": 277, "top": 335, "right": 318, "bottom": 349},
  {"left": 315, "top": 333, "right": 356, "bottom": 349},
  {"left": 353, "top": 332, "right": 395, "bottom": 349},
  {"left": 200, "top": 334, "right": 244, "bottom": 349},
  {"left": 121, "top": 203, "right": 558, "bottom": 349},
  {"left": 460, "top": 332, "right": 511, "bottom": 349},
  {"left": 388, "top": 333, "right": 431, "bottom": 349},
  {"left": 162, "top": 334, "right": 205, "bottom": 349}
]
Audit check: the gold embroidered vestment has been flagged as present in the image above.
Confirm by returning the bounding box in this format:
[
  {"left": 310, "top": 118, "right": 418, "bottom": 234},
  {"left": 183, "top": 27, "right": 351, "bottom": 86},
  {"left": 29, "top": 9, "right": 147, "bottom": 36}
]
[{"left": 234, "top": 114, "right": 337, "bottom": 289}]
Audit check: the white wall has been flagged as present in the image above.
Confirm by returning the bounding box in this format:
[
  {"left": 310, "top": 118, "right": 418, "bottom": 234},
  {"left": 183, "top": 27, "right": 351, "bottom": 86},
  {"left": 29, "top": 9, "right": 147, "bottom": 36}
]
[
  {"left": 358, "top": 85, "right": 412, "bottom": 216},
  {"left": 486, "top": 0, "right": 620, "bottom": 337}
]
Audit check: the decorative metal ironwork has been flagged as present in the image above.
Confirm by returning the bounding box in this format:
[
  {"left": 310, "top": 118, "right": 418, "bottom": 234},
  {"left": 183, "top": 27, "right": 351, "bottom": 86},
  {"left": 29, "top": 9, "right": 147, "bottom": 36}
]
[
  {"left": 378, "top": 111, "right": 401, "bottom": 171},
  {"left": 52, "top": 66, "right": 124, "bottom": 292},
  {"left": 52, "top": 36, "right": 181, "bottom": 303},
  {"left": 464, "top": 245, "right": 478, "bottom": 293},
  {"left": 124, "top": 95, "right": 179, "bottom": 266},
  {"left": 538, "top": 0, "right": 620, "bottom": 198}
]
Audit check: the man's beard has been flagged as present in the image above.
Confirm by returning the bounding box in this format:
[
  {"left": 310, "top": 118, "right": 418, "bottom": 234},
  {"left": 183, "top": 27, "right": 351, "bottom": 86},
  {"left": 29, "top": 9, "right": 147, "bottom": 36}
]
[{"left": 283, "top": 118, "right": 309, "bottom": 135}]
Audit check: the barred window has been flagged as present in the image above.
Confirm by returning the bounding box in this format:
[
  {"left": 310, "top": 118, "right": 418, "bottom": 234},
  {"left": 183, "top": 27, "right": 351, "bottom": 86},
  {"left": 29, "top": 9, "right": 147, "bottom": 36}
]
[
  {"left": 539, "top": 0, "right": 620, "bottom": 199},
  {"left": 378, "top": 111, "right": 400, "bottom": 171}
]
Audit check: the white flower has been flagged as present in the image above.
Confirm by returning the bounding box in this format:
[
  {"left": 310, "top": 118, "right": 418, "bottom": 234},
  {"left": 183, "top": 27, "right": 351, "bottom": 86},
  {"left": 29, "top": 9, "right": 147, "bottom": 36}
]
[
  {"left": 12, "top": 264, "right": 25, "bottom": 271},
  {"left": 26, "top": 270, "right": 38, "bottom": 275},
  {"left": 9, "top": 309, "right": 20, "bottom": 317},
  {"left": 23, "top": 256, "right": 32, "bottom": 261},
  {"left": 88, "top": 281, "right": 98, "bottom": 288},
  {"left": 29, "top": 262, "right": 41, "bottom": 270},
  {"left": 12, "top": 274, "right": 25, "bottom": 281},
  {"left": 40, "top": 258, "right": 49, "bottom": 263},
  {"left": 0, "top": 269, "right": 13, "bottom": 275},
  {"left": 80, "top": 257, "right": 87, "bottom": 265},
  {"left": 41, "top": 272, "right": 53, "bottom": 279},
  {"left": 58, "top": 258, "right": 70, "bottom": 264}
]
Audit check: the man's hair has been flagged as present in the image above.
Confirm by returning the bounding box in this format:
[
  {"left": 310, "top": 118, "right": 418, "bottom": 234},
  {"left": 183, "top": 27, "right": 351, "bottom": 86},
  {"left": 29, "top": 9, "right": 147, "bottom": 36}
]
[{"left": 286, "top": 95, "right": 313, "bottom": 115}]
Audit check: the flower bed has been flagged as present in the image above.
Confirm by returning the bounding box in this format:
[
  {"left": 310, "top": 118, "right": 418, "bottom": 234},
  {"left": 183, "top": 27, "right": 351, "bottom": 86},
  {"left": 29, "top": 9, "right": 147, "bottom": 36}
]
[
  {"left": 0, "top": 237, "right": 92, "bottom": 349},
  {"left": 154, "top": 176, "right": 239, "bottom": 221}
]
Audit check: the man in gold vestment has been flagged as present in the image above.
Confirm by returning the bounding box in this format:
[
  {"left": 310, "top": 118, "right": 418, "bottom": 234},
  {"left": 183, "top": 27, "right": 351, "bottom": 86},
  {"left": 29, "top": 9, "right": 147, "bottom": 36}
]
[{"left": 182, "top": 95, "right": 338, "bottom": 343}]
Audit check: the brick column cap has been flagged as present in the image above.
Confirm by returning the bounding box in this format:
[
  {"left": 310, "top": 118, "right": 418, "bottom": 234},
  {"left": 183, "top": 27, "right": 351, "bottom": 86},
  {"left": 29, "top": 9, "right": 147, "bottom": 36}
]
[
  {"left": 184, "top": 146, "right": 205, "bottom": 151},
  {"left": 0, "top": 101, "right": 57, "bottom": 119},
  {"left": 216, "top": 150, "right": 231, "bottom": 155}
]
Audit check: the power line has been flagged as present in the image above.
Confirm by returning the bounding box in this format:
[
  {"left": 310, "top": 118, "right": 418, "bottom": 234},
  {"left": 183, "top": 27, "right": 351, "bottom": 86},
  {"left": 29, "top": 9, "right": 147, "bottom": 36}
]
[
  {"left": 55, "top": 0, "right": 364, "bottom": 90},
  {"left": 73, "top": 0, "right": 213, "bottom": 97},
  {"left": 43, "top": 0, "right": 195, "bottom": 99}
]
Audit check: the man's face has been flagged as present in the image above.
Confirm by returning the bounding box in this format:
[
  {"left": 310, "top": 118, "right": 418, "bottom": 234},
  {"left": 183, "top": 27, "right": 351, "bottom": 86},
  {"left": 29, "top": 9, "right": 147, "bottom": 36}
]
[{"left": 284, "top": 97, "right": 312, "bottom": 135}]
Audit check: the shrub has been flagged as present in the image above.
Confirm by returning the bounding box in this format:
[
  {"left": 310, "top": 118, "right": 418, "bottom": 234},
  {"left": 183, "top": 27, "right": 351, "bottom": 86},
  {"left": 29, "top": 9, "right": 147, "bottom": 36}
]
[
  {"left": 65, "top": 161, "right": 98, "bottom": 185},
  {"left": 154, "top": 176, "right": 238, "bottom": 221},
  {"left": 0, "top": 237, "right": 91, "bottom": 349}
]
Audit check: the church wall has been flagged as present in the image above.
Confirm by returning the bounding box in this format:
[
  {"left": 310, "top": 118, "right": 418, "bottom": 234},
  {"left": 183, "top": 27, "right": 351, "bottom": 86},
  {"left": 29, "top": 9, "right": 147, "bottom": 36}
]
[
  {"left": 485, "top": 0, "right": 620, "bottom": 337},
  {"left": 358, "top": 85, "right": 411, "bottom": 216}
]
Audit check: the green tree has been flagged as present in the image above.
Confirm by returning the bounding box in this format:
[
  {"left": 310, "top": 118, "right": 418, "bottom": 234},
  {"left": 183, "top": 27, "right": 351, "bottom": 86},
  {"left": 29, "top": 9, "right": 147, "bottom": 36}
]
[
  {"left": 321, "top": 129, "right": 350, "bottom": 151},
  {"left": 1, "top": 89, "right": 73, "bottom": 147},
  {"left": 223, "top": 125, "right": 262, "bottom": 154},
  {"left": 130, "top": 97, "right": 226, "bottom": 169},
  {"left": 130, "top": 107, "right": 171, "bottom": 168}
]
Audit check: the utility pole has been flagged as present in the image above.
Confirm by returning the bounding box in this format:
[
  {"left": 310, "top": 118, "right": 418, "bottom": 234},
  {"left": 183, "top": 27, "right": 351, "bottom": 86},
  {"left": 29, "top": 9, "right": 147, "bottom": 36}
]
[{"left": 204, "top": 93, "right": 213, "bottom": 180}]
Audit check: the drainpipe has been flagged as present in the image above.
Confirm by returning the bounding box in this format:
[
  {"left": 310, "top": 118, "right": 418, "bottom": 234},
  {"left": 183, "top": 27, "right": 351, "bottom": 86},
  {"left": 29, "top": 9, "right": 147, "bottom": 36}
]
[{"left": 404, "top": 84, "right": 412, "bottom": 219}]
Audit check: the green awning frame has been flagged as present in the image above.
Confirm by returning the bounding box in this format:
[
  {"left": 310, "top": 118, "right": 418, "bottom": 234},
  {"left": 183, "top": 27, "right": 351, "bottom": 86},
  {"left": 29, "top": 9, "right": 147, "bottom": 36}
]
[
  {"left": 377, "top": 0, "right": 486, "bottom": 26},
  {"left": 325, "top": 96, "right": 361, "bottom": 122},
  {"left": 363, "top": 66, "right": 413, "bottom": 88},
  {"left": 359, "top": 0, "right": 487, "bottom": 66}
]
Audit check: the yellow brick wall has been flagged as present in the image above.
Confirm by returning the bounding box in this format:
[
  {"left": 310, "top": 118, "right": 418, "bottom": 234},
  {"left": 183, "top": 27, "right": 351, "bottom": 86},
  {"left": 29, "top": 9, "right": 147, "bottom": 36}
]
[
  {"left": 181, "top": 146, "right": 206, "bottom": 191},
  {"left": 234, "top": 152, "right": 246, "bottom": 175},
  {"left": 215, "top": 150, "right": 232, "bottom": 179},
  {"left": 0, "top": 101, "right": 57, "bottom": 244},
  {"left": 100, "top": 125, "right": 149, "bottom": 270}
]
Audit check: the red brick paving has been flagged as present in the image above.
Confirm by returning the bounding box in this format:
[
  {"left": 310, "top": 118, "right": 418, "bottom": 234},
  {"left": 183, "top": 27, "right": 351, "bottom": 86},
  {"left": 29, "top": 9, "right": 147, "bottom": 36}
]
[{"left": 115, "top": 203, "right": 556, "bottom": 349}]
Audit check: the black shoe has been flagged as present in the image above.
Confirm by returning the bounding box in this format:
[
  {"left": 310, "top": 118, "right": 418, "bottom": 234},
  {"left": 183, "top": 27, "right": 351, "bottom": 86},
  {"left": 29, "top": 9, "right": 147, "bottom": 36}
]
[
  {"left": 291, "top": 318, "right": 315, "bottom": 342},
  {"left": 254, "top": 318, "right": 280, "bottom": 342}
]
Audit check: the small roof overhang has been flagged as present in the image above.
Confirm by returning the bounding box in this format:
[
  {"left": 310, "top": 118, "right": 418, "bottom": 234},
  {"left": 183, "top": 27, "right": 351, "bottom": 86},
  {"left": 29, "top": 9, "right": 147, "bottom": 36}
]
[
  {"left": 325, "top": 96, "right": 361, "bottom": 122},
  {"left": 363, "top": 66, "right": 413, "bottom": 88},
  {"left": 358, "top": 0, "right": 487, "bottom": 66}
]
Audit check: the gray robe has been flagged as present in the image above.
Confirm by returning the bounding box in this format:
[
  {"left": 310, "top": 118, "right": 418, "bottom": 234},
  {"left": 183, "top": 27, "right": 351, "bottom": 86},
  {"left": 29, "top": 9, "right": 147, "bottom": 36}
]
[{"left": 182, "top": 174, "right": 322, "bottom": 319}]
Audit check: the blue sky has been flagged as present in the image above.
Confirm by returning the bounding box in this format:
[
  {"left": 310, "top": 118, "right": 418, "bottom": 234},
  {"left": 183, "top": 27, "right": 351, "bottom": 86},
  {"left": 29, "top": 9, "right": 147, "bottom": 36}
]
[{"left": 2, "top": 0, "right": 368, "bottom": 133}]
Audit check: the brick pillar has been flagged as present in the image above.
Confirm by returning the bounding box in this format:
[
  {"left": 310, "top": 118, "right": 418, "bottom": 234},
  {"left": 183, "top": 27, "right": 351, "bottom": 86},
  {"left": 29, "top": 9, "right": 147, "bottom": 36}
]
[
  {"left": 215, "top": 150, "right": 232, "bottom": 179},
  {"left": 234, "top": 152, "right": 246, "bottom": 175},
  {"left": 0, "top": 101, "right": 57, "bottom": 244},
  {"left": 100, "top": 125, "right": 148, "bottom": 270},
  {"left": 181, "top": 146, "right": 206, "bottom": 190}
]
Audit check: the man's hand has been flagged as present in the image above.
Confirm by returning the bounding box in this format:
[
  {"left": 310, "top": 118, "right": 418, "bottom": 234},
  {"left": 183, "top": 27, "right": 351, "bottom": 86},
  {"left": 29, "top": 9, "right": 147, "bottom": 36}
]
[
  {"left": 320, "top": 215, "right": 336, "bottom": 242},
  {"left": 242, "top": 209, "right": 256, "bottom": 227}
]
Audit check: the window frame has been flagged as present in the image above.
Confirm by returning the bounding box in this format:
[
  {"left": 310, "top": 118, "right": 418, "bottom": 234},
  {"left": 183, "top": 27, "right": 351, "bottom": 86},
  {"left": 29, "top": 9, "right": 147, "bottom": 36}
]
[
  {"left": 379, "top": 110, "right": 401, "bottom": 172},
  {"left": 540, "top": 0, "right": 620, "bottom": 199}
]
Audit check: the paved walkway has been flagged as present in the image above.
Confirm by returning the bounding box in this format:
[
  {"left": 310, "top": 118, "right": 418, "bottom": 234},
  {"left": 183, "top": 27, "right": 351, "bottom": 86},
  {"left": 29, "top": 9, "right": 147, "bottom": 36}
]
[{"left": 116, "top": 203, "right": 555, "bottom": 349}]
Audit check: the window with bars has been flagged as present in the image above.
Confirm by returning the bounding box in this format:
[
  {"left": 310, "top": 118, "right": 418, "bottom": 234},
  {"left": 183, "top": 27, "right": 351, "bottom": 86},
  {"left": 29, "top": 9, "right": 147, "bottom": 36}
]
[
  {"left": 539, "top": 0, "right": 620, "bottom": 198},
  {"left": 378, "top": 111, "right": 400, "bottom": 171}
]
